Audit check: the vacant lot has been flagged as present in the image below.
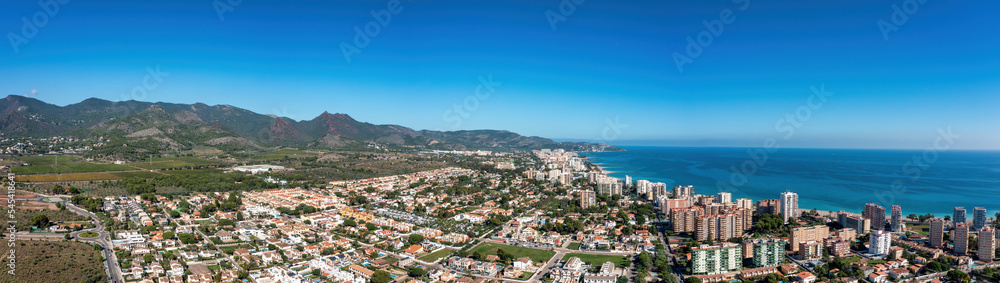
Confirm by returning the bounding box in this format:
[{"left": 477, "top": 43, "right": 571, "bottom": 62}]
[
  {"left": 112, "top": 171, "right": 166, "bottom": 178},
  {"left": 562, "top": 253, "right": 631, "bottom": 268},
  {"left": 0, "top": 240, "right": 106, "bottom": 283},
  {"left": 470, "top": 243, "right": 556, "bottom": 263},
  {"left": 419, "top": 249, "right": 455, "bottom": 263},
  {"left": 15, "top": 208, "right": 89, "bottom": 231}
]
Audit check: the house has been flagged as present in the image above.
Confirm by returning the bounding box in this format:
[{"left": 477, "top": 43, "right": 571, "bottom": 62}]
[
  {"left": 371, "top": 258, "right": 390, "bottom": 270},
  {"left": 403, "top": 245, "right": 424, "bottom": 255},
  {"left": 796, "top": 272, "right": 817, "bottom": 283},
  {"left": 868, "top": 272, "right": 887, "bottom": 283},
  {"left": 349, "top": 264, "right": 374, "bottom": 279},
  {"left": 217, "top": 230, "right": 234, "bottom": 242},
  {"left": 513, "top": 257, "right": 534, "bottom": 269}
]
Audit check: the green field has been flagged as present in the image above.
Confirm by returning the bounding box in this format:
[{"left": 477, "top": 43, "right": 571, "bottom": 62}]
[
  {"left": 17, "top": 172, "right": 121, "bottom": 182},
  {"left": 13, "top": 155, "right": 138, "bottom": 174},
  {"left": 909, "top": 224, "right": 930, "bottom": 236},
  {"left": 562, "top": 253, "right": 631, "bottom": 268},
  {"left": 568, "top": 242, "right": 581, "bottom": 250},
  {"left": 470, "top": 243, "right": 556, "bottom": 263},
  {"left": 419, "top": 249, "right": 455, "bottom": 263},
  {"left": 130, "top": 156, "right": 229, "bottom": 170}
]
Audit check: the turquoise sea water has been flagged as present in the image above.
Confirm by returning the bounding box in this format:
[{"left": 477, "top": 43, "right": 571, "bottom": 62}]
[{"left": 579, "top": 146, "right": 1000, "bottom": 217}]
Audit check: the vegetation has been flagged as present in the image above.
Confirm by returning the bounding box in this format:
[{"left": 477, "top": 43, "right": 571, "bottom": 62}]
[
  {"left": 562, "top": 253, "right": 631, "bottom": 268},
  {"left": 418, "top": 249, "right": 454, "bottom": 263},
  {"left": 0, "top": 241, "right": 106, "bottom": 283},
  {"left": 469, "top": 243, "right": 556, "bottom": 263}
]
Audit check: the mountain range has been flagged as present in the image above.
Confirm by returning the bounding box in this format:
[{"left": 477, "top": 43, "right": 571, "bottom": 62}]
[{"left": 0, "top": 95, "right": 620, "bottom": 158}]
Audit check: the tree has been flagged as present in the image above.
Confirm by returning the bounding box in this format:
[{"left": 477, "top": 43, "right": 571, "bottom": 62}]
[
  {"left": 618, "top": 276, "right": 629, "bottom": 283},
  {"left": 685, "top": 276, "right": 703, "bottom": 283},
  {"left": 409, "top": 266, "right": 427, "bottom": 277},
  {"left": 143, "top": 253, "right": 154, "bottom": 263},
  {"left": 946, "top": 270, "right": 969, "bottom": 283},
  {"left": 311, "top": 268, "right": 321, "bottom": 276},
  {"left": 370, "top": 270, "right": 392, "bottom": 283},
  {"left": 30, "top": 214, "right": 50, "bottom": 228},
  {"left": 178, "top": 233, "right": 197, "bottom": 244},
  {"left": 344, "top": 218, "right": 357, "bottom": 227},
  {"left": 409, "top": 234, "right": 425, "bottom": 245},
  {"left": 163, "top": 231, "right": 175, "bottom": 239},
  {"left": 637, "top": 251, "right": 653, "bottom": 271}
]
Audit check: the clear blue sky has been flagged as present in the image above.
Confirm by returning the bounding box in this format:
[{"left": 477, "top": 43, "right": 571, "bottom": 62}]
[{"left": 2, "top": 0, "right": 998, "bottom": 149}]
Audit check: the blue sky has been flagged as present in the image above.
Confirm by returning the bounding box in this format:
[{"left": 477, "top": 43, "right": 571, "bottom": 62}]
[{"left": 2, "top": 0, "right": 998, "bottom": 149}]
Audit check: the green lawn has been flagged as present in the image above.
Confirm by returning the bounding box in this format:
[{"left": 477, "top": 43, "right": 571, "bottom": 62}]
[
  {"left": 418, "top": 249, "right": 455, "bottom": 262},
  {"left": 562, "top": 253, "right": 631, "bottom": 268},
  {"left": 843, "top": 256, "right": 862, "bottom": 263},
  {"left": 909, "top": 224, "right": 930, "bottom": 236},
  {"left": 568, "top": 242, "right": 581, "bottom": 250},
  {"left": 470, "top": 243, "right": 556, "bottom": 263},
  {"left": 517, "top": 272, "right": 533, "bottom": 280}
]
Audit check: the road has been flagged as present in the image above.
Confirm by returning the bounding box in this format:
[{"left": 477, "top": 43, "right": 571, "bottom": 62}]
[{"left": 39, "top": 195, "right": 125, "bottom": 283}]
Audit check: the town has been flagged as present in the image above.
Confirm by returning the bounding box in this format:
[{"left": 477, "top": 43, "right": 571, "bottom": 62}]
[{"left": 6, "top": 147, "right": 999, "bottom": 283}]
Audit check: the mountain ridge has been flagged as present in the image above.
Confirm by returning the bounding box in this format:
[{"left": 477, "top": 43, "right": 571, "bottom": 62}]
[{"left": 0, "top": 95, "right": 623, "bottom": 159}]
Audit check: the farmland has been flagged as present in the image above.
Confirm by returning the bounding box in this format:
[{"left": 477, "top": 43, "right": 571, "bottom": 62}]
[
  {"left": 12, "top": 155, "right": 137, "bottom": 174},
  {"left": 16, "top": 172, "right": 121, "bottom": 182},
  {"left": 130, "top": 156, "right": 231, "bottom": 170}
]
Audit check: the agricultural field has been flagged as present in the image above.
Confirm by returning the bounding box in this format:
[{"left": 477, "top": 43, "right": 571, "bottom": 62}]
[
  {"left": 16, "top": 172, "right": 121, "bottom": 182},
  {"left": 562, "top": 253, "right": 632, "bottom": 268},
  {"left": 0, "top": 240, "right": 106, "bottom": 283},
  {"left": 130, "top": 156, "right": 230, "bottom": 170},
  {"left": 469, "top": 243, "right": 556, "bottom": 263},
  {"left": 112, "top": 171, "right": 166, "bottom": 178},
  {"left": 12, "top": 155, "right": 137, "bottom": 174}
]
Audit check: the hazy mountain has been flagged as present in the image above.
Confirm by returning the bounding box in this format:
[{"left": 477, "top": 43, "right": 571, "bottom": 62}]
[{"left": 0, "top": 95, "right": 622, "bottom": 158}]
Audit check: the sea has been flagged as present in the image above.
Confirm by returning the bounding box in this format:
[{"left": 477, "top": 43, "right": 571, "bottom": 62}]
[{"left": 579, "top": 146, "right": 1000, "bottom": 218}]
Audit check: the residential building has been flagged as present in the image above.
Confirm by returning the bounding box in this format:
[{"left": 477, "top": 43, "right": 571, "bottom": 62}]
[
  {"left": 691, "top": 243, "right": 742, "bottom": 275},
  {"left": 929, "top": 218, "right": 944, "bottom": 248},
  {"left": 838, "top": 211, "right": 871, "bottom": 235},
  {"left": 798, "top": 241, "right": 822, "bottom": 259},
  {"left": 673, "top": 185, "right": 694, "bottom": 197},
  {"left": 869, "top": 230, "right": 892, "bottom": 256},
  {"left": 979, "top": 227, "right": 995, "bottom": 262},
  {"left": 953, "top": 223, "right": 969, "bottom": 255},
  {"left": 890, "top": 205, "right": 902, "bottom": 232},
  {"left": 835, "top": 228, "right": 856, "bottom": 242},
  {"left": 744, "top": 238, "right": 786, "bottom": 267},
  {"left": 863, "top": 203, "right": 886, "bottom": 231},
  {"left": 716, "top": 192, "right": 732, "bottom": 204},
  {"left": 824, "top": 237, "right": 851, "bottom": 257},
  {"left": 735, "top": 198, "right": 753, "bottom": 210},
  {"left": 973, "top": 207, "right": 987, "bottom": 230},
  {"left": 580, "top": 190, "right": 595, "bottom": 209},
  {"left": 790, "top": 225, "right": 829, "bottom": 252},
  {"left": 953, "top": 207, "right": 966, "bottom": 225},
  {"left": 780, "top": 192, "right": 798, "bottom": 224},
  {"left": 671, "top": 207, "right": 703, "bottom": 233},
  {"left": 756, "top": 199, "right": 780, "bottom": 215}
]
